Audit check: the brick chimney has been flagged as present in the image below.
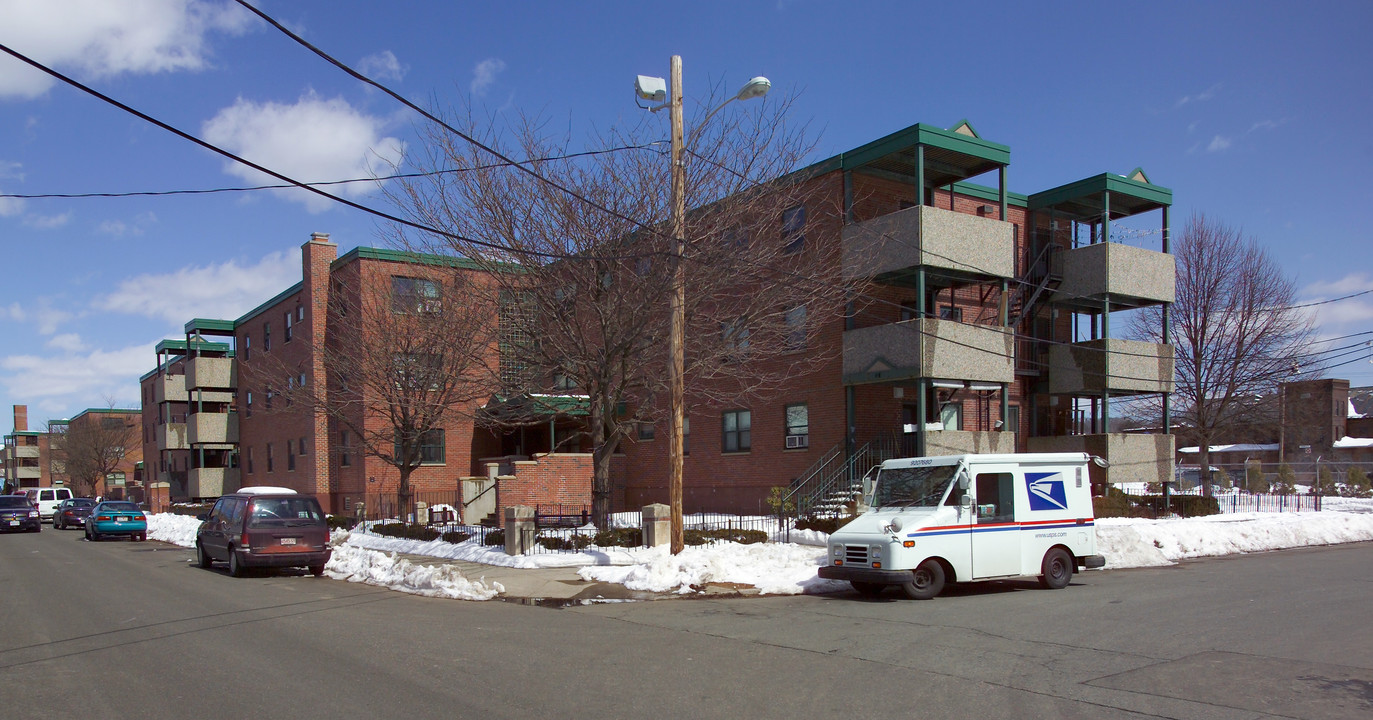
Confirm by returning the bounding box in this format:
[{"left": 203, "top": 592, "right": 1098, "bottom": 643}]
[
  {"left": 13, "top": 404, "right": 27, "bottom": 432},
  {"left": 301, "top": 233, "right": 337, "bottom": 504}
]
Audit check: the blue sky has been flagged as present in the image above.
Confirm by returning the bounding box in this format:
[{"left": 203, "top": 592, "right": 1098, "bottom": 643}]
[{"left": 1, "top": 0, "right": 1370, "bottom": 428}]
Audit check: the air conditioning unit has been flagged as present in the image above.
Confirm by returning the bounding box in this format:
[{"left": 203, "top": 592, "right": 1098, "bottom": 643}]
[
  {"left": 420, "top": 299, "right": 443, "bottom": 314},
  {"left": 785, "top": 435, "right": 809, "bottom": 449}
]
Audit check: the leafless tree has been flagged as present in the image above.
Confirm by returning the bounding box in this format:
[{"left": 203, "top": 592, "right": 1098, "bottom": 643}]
[
  {"left": 384, "top": 87, "right": 850, "bottom": 526},
  {"left": 1130, "top": 213, "right": 1317, "bottom": 493},
  {"left": 259, "top": 264, "right": 498, "bottom": 520},
  {"left": 51, "top": 405, "right": 139, "bottom": 499}
]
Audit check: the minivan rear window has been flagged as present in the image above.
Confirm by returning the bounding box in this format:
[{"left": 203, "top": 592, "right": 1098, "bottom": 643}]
[{"left": 247, "top": 497, "right": 324, "bottom": 527}]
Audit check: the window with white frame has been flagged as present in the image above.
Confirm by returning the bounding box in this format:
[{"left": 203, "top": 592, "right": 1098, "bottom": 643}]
[{"left": 784, "top": 403, "right": 809, "bottom": 449}]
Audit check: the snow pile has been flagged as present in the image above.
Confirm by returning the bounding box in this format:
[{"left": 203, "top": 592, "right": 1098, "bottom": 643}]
[
  {"left": 578, "top": 542, "right": 847, "bottom": 595},
  {"left": 343, "top": 526, "right": 646, "bottom": 568},
  {"left": 325, "top": 544, "right": 503, "bottom": 601},
  {"left": 145, "top": 512, "right": 201, "bottom": 547},
  {"left": 1098, "top": 511, "right": 1373, "bottom": 567}
]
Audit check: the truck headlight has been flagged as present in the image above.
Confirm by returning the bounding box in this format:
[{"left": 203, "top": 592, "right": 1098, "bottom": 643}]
[{"left": 869, "top": 545, "right": 882, "bottom": 560}]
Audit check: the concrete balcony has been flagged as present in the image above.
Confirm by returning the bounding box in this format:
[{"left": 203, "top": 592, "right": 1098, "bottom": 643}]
[
  {"left": 188, "top": 467, "right": 240, "bottom": 498},
  {"left": 1047, "top": 339, "right": 1174, "bottom": 396},
  {"left": 1027, "top": 433, "right": 1175, "bottom": 486},
  {"left": 843, "top": 318, "right": 1014, "bottom": 386},
  {"left": 1051, "top": 243, "right": 1175, "bottom": 310},
  {"left": 842, "top": 205, "right": 1015, "bottom": 282},
  {"left": 187, "top": 412, "right": 239, "bottom": 445},
  {"left": 186, "top": 356, "right": 236, "bottom": 391},
  {"left": 16, "top": 466, "right": 40, "bottom": 479},
  {"left": 924, "top": 430, "right": 1017, "bottom": 456},
  {"left": 157, "top": 423, "right": 188, "bottom": 451},
  {"left": 152, "top": 374, "right": 188, "bottom": 403},
  {"left": 14, "top": 445, "right": 39, "bottom": 458}
]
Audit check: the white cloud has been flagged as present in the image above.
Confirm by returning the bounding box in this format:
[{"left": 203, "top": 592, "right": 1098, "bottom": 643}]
[
  {"left": 202, "top": 93, "right": 406, "bottom": 213},
  {"left": 97, "top": 211, "right": 157, "bottom": 237},
  {"left": 0, "top": 0, "right": 252, "bottom": 100},
  {"left": 1206, "top": 135, "right": 1232, "bottom": 152},
  {"left": 3, "top": 298, "right": 75, "bottom": 335},
  {"left": 1303, "top": 273, "right": 1373, "bottom": 297},
  {"left": 1302, "top": 274, "right": 1373, "bottom": 328},
  {"left": 23, "top": 210, "right": 72, "bottom": 229},
  {"left": 470, "top": 58, "right": 506, "bottom": 96},
  {"left": 359, "top": 51, "right": 405, "bottom": 82},
  {"left": 1249, "top": 119, "right": 1284, "bottom": 133},
  {"left": 0, "top": 160, "right": 22, "bottom": 180},
  {"left": 0, "top": 192, "right": 24, "bottom": 217},
  {"left": 95, "top": 249, "right": 302, "bottom": 325},
  {"left": 46, "top": 333, "right": 85, "bottom": 352},
  {"left": 1174, "top": 82, "right": 1221, "bottom": 108},
  {"left": 0, "top": 342, "right": 154, "bottom": 402}
]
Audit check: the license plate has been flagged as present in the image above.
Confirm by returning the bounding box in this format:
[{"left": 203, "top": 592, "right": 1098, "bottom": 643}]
[
  {"left": 279, "top": 537, "right": 297, "bottom": 546},
  {"left": 116, "top": 516, "right": 130, "bottom": 522},
  {"left": 6, "top": 520, "right": 16, "bottom": 526}
]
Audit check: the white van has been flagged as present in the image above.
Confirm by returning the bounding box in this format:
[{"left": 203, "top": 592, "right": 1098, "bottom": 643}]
[
  {"left": 23, "top": 487, "right": 73, "bottom": 522},
  {"left": 818, "top": 453, "right": 1105, "bottom": 599}
]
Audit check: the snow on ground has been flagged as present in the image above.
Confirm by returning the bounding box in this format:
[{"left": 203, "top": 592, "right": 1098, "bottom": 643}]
[{"left": 142, "top": 500, "right": 1373, "bottom": 600}]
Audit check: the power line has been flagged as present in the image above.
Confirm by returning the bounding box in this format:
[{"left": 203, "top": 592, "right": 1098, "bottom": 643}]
[
  {"left": 233, "top": 0, "right": 661, "bottom": 238},
  {"left": 0, "top": 42, "right": 665, "bottom": 264},
  {"left": 0, "top": 144, "right": 666, "bottom": 201}
]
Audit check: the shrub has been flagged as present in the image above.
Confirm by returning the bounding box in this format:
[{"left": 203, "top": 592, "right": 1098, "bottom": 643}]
[
  {"left": 1093, "top": 489, "right": 1149, "bottom": 518},
  {"left": 593, "top": 527, "right": 642, "bottom": 547},
  {"left": 441, "top": 530, "right": 471, "bottom": 544},
  {"left": 682, "top": 528, "right": 768, "bottom": 546},
  {"left": 795, "top": 515, "right": 855, "bottom": 534},
  {"left": 482, "top": 529, "right": 505, "bottom": 546},
  {"left": 327, "top": 515, "right": 358, "bottom": 531},
  {"left": 370, "top": 522, "right": 440, "bottom": 541},
  {"left": 1341, "top": 467, "right": 1371, "bottom": 498},
  {"left": 764, "top": 486, "right": 795, "bottom": 515},
  {"left": 1271, "top": 464, "right": 1298, "bottom": 495},
  {"left": 536, "top": 534, "right": 594, "bottom": 551}
]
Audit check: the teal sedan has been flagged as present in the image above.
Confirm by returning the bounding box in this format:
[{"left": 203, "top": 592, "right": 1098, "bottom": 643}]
[{"left": 84, "top": 501, "right": 147, "bottom": 541}]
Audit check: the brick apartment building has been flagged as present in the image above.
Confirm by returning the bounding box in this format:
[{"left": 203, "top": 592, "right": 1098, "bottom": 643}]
[
  {"left": 4, "top": 405, "right": 142, "bottom": 497},
  {"left": 3, "top": 405, "right": 53, "bottom": 491},
  {"left": 141, "top": 120, "right": 1178, "bottom": 519}
]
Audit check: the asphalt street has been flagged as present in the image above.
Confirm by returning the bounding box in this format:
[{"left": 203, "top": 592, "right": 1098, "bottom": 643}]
[{"left": 1, "top": 527, "right": 1370, "bottom": 719}]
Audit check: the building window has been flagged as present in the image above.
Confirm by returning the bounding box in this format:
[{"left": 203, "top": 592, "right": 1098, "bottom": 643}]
[
  {"left": 638, "top": 422, "right": 655, "bottom": 441},
  {"left": 1005, "top": 406, "right": 1020, "bottom": 434},
  {"left": 723, "top": 224, "right": 749, "bottom": 248},
  {"left": 287, "top": 443, "right": 295, "bottom": 471},
  {"left": 938, "top": 305, "right": 962, "bottom": 322},
  {"left": 245, "top": 391, "right": 253, "bottom": 417},
  {"left": 265, "top": 388, "right": 273, "bottom": 410},
  {"left": 242, "top": 334, "right": 251, "bottom": 361},
  {"left": 284, "top": 311, "right": 293, "bottom": 342},
  {"left": 784, "top": 305, "right": 807, "bottom": 350},
  {"left": 246, "top": 447, "right": 253, "bottom": 474},
  {"left": 266, "top": 443, "right": 274, "bottom": 472},
  {"left": 722, "top": 409, "right": 751, "bottom": 453},
  {"left": 781, "top": 205, "right": 805, "bottom": 254},
  {"left": 296, "top": 305, "right": 305, "bottom": 322},
  {"left": 722, "top": 319, "right": 750, "bottom": 360},
  {"left": 395, "top": 429, "right": 444, "bottom": 465},
  {"left": 264, "top": 322, "right": 271, "bottom": 351},
  {"left": 298, "top": 372, "right": 307, "bottom": 388},
  {"left": 299, "top": 437, "right": 307, "bottom": 456},
  {"left": 683, "top": 416, "right": 690, "bottom": 455},
  {"left": 392, "top": 276, "right": 440, "bottom": 314},
  {"left": 340, "top": 431, "right": 351, "bottom": 467},
  {"left": 784, "top": 403, "right": 809, "bottom": 449},
  {"left": 940, "top": 403, "right": 962, "bottom": 431}
]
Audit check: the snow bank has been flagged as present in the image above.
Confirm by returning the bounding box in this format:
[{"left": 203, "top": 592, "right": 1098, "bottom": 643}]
[
  {"left": 325, "top": 544, "right": 503, "bottom": 601},
  {"left": 578, "top": 542, "right": 846, "bottom": 595},
  {"left": 145, "top": 512, "right": 201, "bottom": 548},
  {"left": 1098, "top": 511, "right": 1373, "bottom": 566}
]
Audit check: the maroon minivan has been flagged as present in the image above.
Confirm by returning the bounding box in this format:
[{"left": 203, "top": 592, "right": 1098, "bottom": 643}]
[{"left": 195, "top": 489, "right": 331, "bottom": 577}]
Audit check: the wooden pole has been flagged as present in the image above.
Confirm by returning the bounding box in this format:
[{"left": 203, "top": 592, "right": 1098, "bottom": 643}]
[{"left": 668, "top": 55, "right": 686, "bottom": 554}]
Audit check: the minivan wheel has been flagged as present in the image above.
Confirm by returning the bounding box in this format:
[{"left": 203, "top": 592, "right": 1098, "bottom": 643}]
[
  {"left": 195, "top": 543, "right": 212, "bottom": 569},
  {"left": 228, "top": 549, "right": 243, "bottom": 578},
  {"left": 900, "top": 559, "right": 946, "bottom": 600},
  {"left": 309, "top": 564, "right": 325, "bottom": 578}
]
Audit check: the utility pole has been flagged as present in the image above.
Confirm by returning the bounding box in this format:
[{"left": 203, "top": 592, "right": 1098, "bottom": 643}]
[{"left": 667, "top": 55, "right": 686, "bottom": 554}]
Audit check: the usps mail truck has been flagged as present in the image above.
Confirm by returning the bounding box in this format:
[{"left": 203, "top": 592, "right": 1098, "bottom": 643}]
[{"left": 818, "top": 453, "right": 1105, "bottom": 599}]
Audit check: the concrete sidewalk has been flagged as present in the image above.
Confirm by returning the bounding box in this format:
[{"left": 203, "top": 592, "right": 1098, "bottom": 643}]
[{"left": 393, "top": 553, "right": 759, "bottom": 603}]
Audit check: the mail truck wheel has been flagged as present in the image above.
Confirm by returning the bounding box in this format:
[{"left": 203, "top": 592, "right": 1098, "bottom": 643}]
[
  {"left": 1039, "top": 548, "right": 1073, "bottom": 589},
  {"left": 850, "top": 581, "right": 884, "bottom": 597},
  {"left": 901, "top": 559, "right": 945, "bottom": 600}
]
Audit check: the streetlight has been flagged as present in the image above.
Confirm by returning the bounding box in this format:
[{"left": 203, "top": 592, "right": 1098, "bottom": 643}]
[{"left": 636, "top": 57, "right": 770, "bottom": 554}]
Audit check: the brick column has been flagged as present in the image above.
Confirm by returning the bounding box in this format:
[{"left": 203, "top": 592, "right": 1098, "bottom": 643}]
[{"left": 302, "top": 234, "right": 338, "bottom": 510}]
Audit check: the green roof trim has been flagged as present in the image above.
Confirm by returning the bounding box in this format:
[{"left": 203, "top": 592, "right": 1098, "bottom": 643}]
[
  {"left": 233, "top": 281, "right": 303, "bottom": 327},
  {"left": 481, "top": 393, "right": 591, "bottom": 419},
  {"left": 949, "top": 119, "right": 981, "bottom": 138},
  {"left": 156, "top": 338, "right": 231, "bottom": 354},
  {"left": 950, "top": 181, "right": 1029, "bottom": 207},
  {"left": 334, "top": 246, "right": 488, "bottom": 272},
  {"left": 183, "top": 318, "right": 235, "bottom": 335},
  {"left": 803, "top": 122, "right": 1011, "bottom": 179},
  {"left": 1028, "top": 172, "right": 1172, "bottom": 221}
]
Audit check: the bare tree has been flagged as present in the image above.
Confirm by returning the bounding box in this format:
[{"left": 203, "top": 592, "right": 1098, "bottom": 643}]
[
  {"left": 52, "top": 407, "right": 139, "bottom": 499},
  {"left": 385, "top": 88, "right": 850, "bottom": 526},
  {"left": 261, "top": 264, "right": 498, "bottom": 520},
  {"left": 1130, "top": 214, "right": 1317, "bottom": 494}
]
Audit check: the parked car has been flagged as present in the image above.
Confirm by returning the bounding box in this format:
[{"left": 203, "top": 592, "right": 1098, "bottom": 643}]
[
  {"left": 195, "top": 488, "right": 331, "bottom": 577},
  {"left": 52, "top": 498, "right": 97, "bottom": 530},
  {"left": 85, "top": 501, "right": 147, "bottom": 541},
  {"left": 22, "top": 487, "right": 73, "bottom": 522},
  {"left": 0, "top": 495, "right": 41, "bottom": 533}
]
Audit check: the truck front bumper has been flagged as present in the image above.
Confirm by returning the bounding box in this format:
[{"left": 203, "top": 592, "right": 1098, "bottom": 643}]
[
  {"left": 818, "top": 565, "right": 912, "bottom": 585},
  {"left": 1080, "top": 554, "right": 1106, "bottom": 569}
]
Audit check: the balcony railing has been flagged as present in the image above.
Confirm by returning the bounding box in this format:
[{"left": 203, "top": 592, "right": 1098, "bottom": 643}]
[
  {"left": 1051, "top": 242, "right": 1174, "bottom": 309},
  {"left": 843, "top": 318, "right": 1014, "bottom": 385},
  {"left": 185, "top": 356, "right": 236, "bottom": 390},
  {"left": 187, "top": 412, "right": 239, "bottom": 445},
  {"left": 1026, "top": 433, "right": 1175, "bottom": 486},
  {"left": 188, "top": 467, "right": 240, "bottom": 498},
  {"left": 842, "top": 205, "right": 1014, "bottom": 282},
  {"left": 152, "top": 373, "right": 188, "bottom": 404},
  {"left": 1047, "top": 339, "right": 1174, "bottom": 396}
]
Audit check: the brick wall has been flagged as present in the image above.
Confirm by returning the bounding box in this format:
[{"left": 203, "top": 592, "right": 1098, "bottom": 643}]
[{"left": 497, "top": 453, "right": 593, "bottom": 515}]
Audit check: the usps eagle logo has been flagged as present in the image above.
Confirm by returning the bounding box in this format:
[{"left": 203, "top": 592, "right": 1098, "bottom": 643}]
[{"left": 1026, "top": 472, "right": 1068, "bottom": 511}]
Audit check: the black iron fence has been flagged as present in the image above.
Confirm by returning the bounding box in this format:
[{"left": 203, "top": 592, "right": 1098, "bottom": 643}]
[{"left": 1106, "top": 484, "right": 1326, "bottom": 517}]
